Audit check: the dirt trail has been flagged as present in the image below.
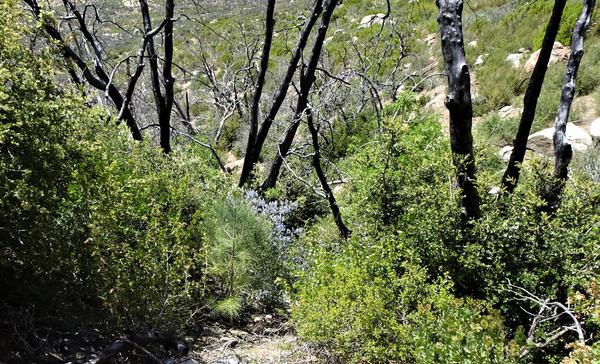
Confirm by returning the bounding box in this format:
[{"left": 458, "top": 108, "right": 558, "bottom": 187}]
[
  {"left": 188, "top": 314, "right": 323, "bottom": 364},
  {"left": 195, "top": 331, "right": 319, "bottom": 364}
]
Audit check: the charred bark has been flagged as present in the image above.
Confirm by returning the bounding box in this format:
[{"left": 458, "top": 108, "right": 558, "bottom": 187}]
[
  {"left": 162, "top": 0, "right": 175, "bottom": 154},
  {"left": 261, "top": 0, "right": 338, "bottom": 191},
  {"left": 239, "top": 0, "right": 277, "bottom": 186},
  {"left": 23, "top": 0, "right": 143, "bottom": 141},
  {"left": 306, "top": 107, "right": 351, "bottom": 240},
  {"left": 547, "top": 0, "right": 596, "bottom": 205},
  {"left": 140, "top": 0, "right": 176, "bottom": 154},
  {"left": 436, "top": 0, "right": 480, "bottom": 220},
  {"left": 239, "top": 0, "right": 325, "bottom": 187},
  {"left": 120, "top": 19, "right": 170, "bottom": 121},
  {"left": 501, "top": 0, "right": 567, "bottom": 192}
]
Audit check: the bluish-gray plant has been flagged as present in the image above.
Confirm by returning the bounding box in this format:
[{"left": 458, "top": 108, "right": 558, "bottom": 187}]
[{"left": 245, "top": 190, "right": 302, "bottom": 264}]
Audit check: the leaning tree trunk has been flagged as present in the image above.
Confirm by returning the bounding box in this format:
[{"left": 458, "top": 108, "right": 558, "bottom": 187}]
[
  {"left": 240, "top": 0, "right": 276, "bottom": 186},
  {"left": 548, "top": 0, "right": 596, "bottom": 205},
  {"left": 436, "top": 0, "right": 480, "bottom": 220},
  {"left": 239, "top": 0, "right": 324, "bottom": 187},
  {"left": 306, "top": 107, "right": 351, "bottom": 240},
  {"left": 501, "top": 0, "right": 567, "bottom": 192},
  {"left": 261, "top": 0, "right": 338, "bottom": 191}
]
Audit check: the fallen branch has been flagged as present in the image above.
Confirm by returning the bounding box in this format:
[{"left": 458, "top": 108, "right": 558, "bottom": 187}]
[
  {"left": 505, "top": 282, "right": 585, "bottom": 359},
  {"left": 71, "top": 331, "right": 191, "bottom": 364}
]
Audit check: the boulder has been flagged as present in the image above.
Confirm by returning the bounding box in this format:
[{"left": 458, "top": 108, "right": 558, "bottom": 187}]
[
  {"left": 590, "top": 118, "right": 600, "bottom": 146},
  {"left": 468, "top": 40, "right": 478, "bottom": 48},
  {"left": 423, "top": 85, "right": 449, "bottom": 128},
  {"left": 180, "top": 81, "right": 192, "bottom": 92},
  {"left": 212, "top": 357, "right": 242, "bottom": 364},
  {"left": 359, "top": 13, "right": 386, "bottom": 28},
  {"left": 524, "top": 41, "right": 571, "bottom": 73},
  {"left": 225, "top": 152, "right": 244, "bottom": 172},
  {"left": 499, "top": 146, "right": 513, "bottom": 162},
  {"left": 489, "top": 186, "right": 501, "bottom": 195},
  {"left": 505, "top": 53, "right": 524, "bottom": 69},
  {"left": 498, "top": 105, "right": 522, "bottom": 119},
  {"left": 474, "top": 53, "right": 488, "bottom": 66},
  {"left": 498, "top": 145, "right": 538, "bottom": 162},
  {"left": 528, "top": 122, "right": 592, "bottom": 156}
]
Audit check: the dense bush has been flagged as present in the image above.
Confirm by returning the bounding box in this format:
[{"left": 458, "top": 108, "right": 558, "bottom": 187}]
[
  {"left": 292, "top": 93, "right": 600, "bottom": 362},
  {"left": 0, "top": 0, "right": 92, "bottom": 304},
  {"left": 473, "top": 55, "right": 524, "bottom": 116},
  {"left": 475, "top": 113, "right": 520, "bottom": 146},
  {"left": 67, "top": 124, "right": 224, "bottom": 328},
  {"left": 2, "top": 0, "right": 600, "bottom": 362},
  {"left": 0, "top": 2, "right": 285, "bottom": 330},
  {"left": 293, "top": 255, "right": 513, "bottom": 363}
]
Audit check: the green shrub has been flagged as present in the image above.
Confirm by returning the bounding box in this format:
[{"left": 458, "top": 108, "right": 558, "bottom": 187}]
[
  {"left": 573, "top": 146, "right": 600, "bottom": 182},
  {"left": 463, "top": 160, "right": 599, "bottom": 304},
  {"left": 473, "top": 55, "right": 524, "bottom": 116},
  {"left": 341, "top": 94, "right": 462, "bottom": 273},
  {"left": 68, "top": 128, "right": 222, "bottom": 328},
  {"left": 0, "top": 2, "right": 285, "bottom": 329},
  {"left": 293, "top": 248, "right": 513, "bottom": 363},
  {"left": 413, "top": 296, "right": 513, "bottom": 364},
  {"left": 475, "top": 113, "right": 520, "bottom": 146},
  {"left": 530, "top": 1, "right": 583, "bottom": 49},
  {"left": 327, "top": 111, "right": 378, "bottom": 159},
  {"left": 292, "top": 93, "right": 600, "bottom": 361},
  {"left": 561, "top": 342, "right": 600, "bottom": 363},
  {"left": 292, "top": 94, "right": 512, "bottom": 362},
  {"left": 202, "top": 192, "right": 284, "bottom": 318},
  {"left": 575, "top": 36, "right": 600, "bottom": 95},
  {"left": 0, "top": 0, "right": 94, "bottom": 304}
]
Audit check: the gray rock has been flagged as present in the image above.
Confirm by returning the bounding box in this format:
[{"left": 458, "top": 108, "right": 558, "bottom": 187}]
[
  {"left": 474, "top": 54, "right": 488, "bottom": 66},
  {"left": 528, "top": 122, "right": 592, "bottom": 156},
  {"left": 505, "top": 53, "right": 523, "bottom": 69},
  {"left": 211, "top": 356, "right": 244, "bottom": 364},
  {"left": 359, "top": 14, "right": 386, "bottom": 28},
  {"left": 524, "top": 41, "right": 570, "bottom": 73},
  {"left": 499, "top": 146, "right": 513, "bottom": 162},
  {"left": 498, "top": 105, "right": 522, "bottom": 119}
]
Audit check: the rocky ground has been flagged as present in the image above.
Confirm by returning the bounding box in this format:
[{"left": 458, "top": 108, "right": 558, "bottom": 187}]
[
  {"left": 0, "top": 308, "right": 324, "bottom": 364},
  {"left": 420, "top": 34, "right": 600, "bottom": 164},
  {"left": 191, "top": 315, "right": 324, "bottom": 364},
  {"left": 195, "top": 331, "right": 319, "bottom": 364}
]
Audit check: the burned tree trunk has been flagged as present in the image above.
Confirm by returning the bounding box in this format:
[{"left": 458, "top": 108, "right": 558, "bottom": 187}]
[
  {"left": 553, "top": 0, "right": 595, "bottom": 179},
  {"left": 23, "top": 0, "right": 143, "bottom": 141},
  {"left": 240, "top": 0, "right": 277, "bottom": 186},
  {"left": 239, "top": 0, "right": 325, "bottom": 187},
  {"left": 162, "top": 0, "right": 175, "bottom": 154},
  {"left": 501, "top": 0, "right": 567, "bottom": 192},
  {"left": 64, "top": 0, "right": 145, "bottom": 141},
  {"left": 118, "top": 20, "right": 168, "bottom": 122},
  {"left": 548, "top": 0, "right": 596, "bottom": 203},
  {"left": 306, "top": 107, "right": 351, "bottom": 240},
  {"left": 261, "top": 0, "right": 338, "bottom": 191},
  {"left": 436, "top": 0, "right": 480, "bottom": 220},
  {"left": 140, "top": 0, "right": 176, "bottom": 154}
]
